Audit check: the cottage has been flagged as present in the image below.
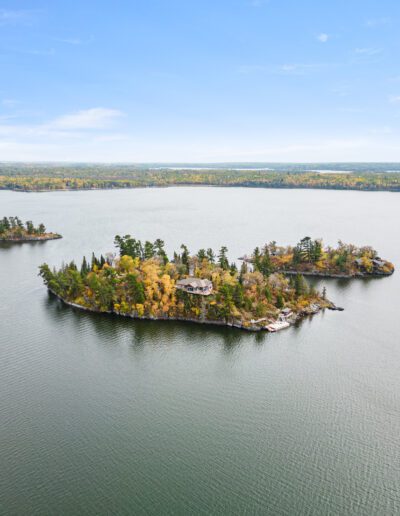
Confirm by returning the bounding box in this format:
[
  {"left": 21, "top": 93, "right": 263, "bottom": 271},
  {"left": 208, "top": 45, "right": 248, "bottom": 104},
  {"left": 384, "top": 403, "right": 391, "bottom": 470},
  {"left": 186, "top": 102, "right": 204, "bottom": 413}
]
[{"left": 176, "top": 278, "right": 213, "bottom": 296}]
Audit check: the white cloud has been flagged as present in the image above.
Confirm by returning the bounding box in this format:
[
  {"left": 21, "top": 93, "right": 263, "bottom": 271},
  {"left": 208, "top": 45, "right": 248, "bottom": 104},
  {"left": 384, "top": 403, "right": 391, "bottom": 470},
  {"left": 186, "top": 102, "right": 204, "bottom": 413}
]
[
  {"left": 0, "top": 107, "right": 126, "bottom": 161},
  {"left": 365, "top": 17, "right": 390, "bottom": 28},
  {"left": 1, "top": 108, "right": 399, "bottom": 162},
  {"left": 57, "top": 37, "right": 83, "bottom": 45},
  {"left": 49, "top": 108, "right": 124, "bottom": 130},
  {"left": 278, "top": 63, "right": 326, "bottom": 75},
  {"left": 389, "top": 95, "right": 400, "bottom": 104},
  {"left": 56, "top": 36, "right": 94, "bottom": 46},
  {"left": 238, "top": 62, "right": 336, "bottom": 76},
  {"left": 317, "top": 33, "right": 329, "bottom": 43},
  {"left": 354, "top": 47, "right": 381, "bottom": 56},
  {"left": 0, "top": 9, "right": 39, "bottom": 26},
  {"left": 26, "top": 48, "right": 56, "bottom": 56},
  {"left": 2, "top": 99, "right": 20, "bottom": 108}
]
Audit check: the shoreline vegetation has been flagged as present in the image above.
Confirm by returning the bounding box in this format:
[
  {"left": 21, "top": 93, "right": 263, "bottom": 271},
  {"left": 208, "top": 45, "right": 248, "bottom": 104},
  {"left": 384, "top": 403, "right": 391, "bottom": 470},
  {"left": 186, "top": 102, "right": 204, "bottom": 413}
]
[
  {"left": 239, "top": 237, "right": 394, "bottom": 278},
  {"left": 39, "top": 235, "right": 338, "bottom": 333},
  {"left": 0, "top": 216, "right": 61, "bottom": 242},
  {"left": 1, "top": 164, "right": 400, "bottom": 192}
]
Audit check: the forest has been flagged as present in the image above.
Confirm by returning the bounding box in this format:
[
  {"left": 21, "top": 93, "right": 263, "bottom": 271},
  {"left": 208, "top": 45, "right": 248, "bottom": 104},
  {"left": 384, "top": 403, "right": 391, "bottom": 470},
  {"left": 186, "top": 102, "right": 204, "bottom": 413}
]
[
  {"left": 245, "top": 237, "right": 395, "bottom": 277},
  {"left": 1, "top": 163, "right": 400, "bottom": 192},
  {"left": 0, "top": 216, "right": 61, "bottom": 241},
  {"left": 39, "top": 235, "right": 330, "bottom": 331}
]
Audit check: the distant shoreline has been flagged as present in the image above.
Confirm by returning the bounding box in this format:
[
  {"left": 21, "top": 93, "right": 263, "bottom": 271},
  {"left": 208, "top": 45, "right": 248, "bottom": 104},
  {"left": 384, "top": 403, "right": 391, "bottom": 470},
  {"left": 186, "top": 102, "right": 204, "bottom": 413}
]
[
  {"left": 1, "top": 183, "right": 400, "bottom": 194},
  {"left": 1, "top": 166, "right": 400, "bottom": 193}
]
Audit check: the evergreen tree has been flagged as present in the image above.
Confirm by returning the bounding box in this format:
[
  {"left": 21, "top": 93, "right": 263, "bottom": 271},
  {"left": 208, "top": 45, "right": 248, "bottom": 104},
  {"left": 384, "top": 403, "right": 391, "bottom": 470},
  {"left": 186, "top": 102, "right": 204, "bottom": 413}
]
[
  {"left": 197, "top": 248, "right": 206, "bottom": 261},
  {"left": 180, "top": 244, "right": 190, "bottom": 268},
  {"left": 144, "top": 241, "right": 155, "bottom": 259},
  {"left": 253, "top": 247, "right": 261, "bottom": 271},
  {"left": 206, "top": 248, "right": 215, "bottom": 263},
  {"left": 239, "top": 261, "right": 248, "bottom": 284},
  {"left": 80, "top": 256, "right": 89, "bottom": 276},
  {"left": 259, "top": 249, "right": 272, "bottom": 276},
  {"left": 264, "top": 285, "right": 272, "bottom": 302},
  {"left": 276, "top": 293, "right": 284, "bottom": 309},
  {"left": 25, "top": 221, "right": 35, "bottom": 234},
  {"left": 91, "top": 252, "right": 99, "bottom": 269},
  {"left": 294, "top": 274, "right": 308, "bottom": 296},
  {"left": 218, "top": 246, "right": 229, "bottom": 270},
  {"left": 233, "top": 283, "right": 245, "bottom": 307}
]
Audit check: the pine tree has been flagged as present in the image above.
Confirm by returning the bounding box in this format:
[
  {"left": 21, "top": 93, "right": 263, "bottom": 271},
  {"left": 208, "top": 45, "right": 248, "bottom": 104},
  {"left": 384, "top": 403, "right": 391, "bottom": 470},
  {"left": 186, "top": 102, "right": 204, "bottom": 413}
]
[
  {"left": 206, "top": 248, "right": 215, "bottom": 263},
  {"left": 253, "top": 247, "right": 261, "bottom": 270},
  {"left": 259, "top": 249, "right": 272, "bottom": 276},
  {"left": 180, "top": 244, "right": 190, "bottom": 267},
  {"left": 294, "top": 274, "right": 308, "bottom": 297},
  {"left": 197, "top": 248, "right": 206, "bottom": 261},
  {"left": 218, "top": 246, "right": 229, "bottom": 270},
  {"left": 80, "top": 256, "right": 89, "bottom": 276}
]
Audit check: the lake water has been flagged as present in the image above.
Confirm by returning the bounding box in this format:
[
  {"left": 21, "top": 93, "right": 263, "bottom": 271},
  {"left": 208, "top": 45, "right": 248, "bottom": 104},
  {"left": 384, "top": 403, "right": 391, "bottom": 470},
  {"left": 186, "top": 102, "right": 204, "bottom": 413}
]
[{"left": 1, "top": 187, "right": 399, "bottom": 515}]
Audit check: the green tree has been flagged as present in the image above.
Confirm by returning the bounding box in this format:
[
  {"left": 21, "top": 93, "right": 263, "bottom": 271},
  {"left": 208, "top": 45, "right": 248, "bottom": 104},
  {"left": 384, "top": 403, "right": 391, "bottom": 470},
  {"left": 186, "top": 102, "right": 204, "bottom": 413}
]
[
  {"left": 218, "top": 246, "right": 229, "bottom": 270},
  {"left": 206, "top": 248, "right": 215, "bottom": 263}
]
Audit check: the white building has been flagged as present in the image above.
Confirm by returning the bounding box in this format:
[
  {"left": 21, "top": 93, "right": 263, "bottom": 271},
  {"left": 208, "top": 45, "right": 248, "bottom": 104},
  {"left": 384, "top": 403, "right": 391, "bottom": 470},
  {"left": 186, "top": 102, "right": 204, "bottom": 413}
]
[{"left": 176, "top": 278, "right": 213, "bottom": 296}]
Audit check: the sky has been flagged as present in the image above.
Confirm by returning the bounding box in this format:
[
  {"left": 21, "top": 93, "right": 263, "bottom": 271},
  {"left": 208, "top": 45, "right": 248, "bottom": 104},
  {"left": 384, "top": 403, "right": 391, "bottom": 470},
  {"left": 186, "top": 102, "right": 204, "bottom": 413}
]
[{"left": 0, "top": 0, "right": 400, "bottom": 162}]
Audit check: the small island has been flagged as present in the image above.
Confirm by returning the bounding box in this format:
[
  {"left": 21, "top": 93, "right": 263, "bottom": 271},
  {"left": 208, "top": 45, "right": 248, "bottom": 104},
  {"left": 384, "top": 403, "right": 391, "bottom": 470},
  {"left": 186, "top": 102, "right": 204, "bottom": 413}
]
[
  {"left": 240, "top": 237, "right": 394, "bottom": 278},
  {"left": 0, "top": 216, "right": 62, "bottom": 242},
  {"left": 39, "top": 235, "right": 336, "bottom": 333}
]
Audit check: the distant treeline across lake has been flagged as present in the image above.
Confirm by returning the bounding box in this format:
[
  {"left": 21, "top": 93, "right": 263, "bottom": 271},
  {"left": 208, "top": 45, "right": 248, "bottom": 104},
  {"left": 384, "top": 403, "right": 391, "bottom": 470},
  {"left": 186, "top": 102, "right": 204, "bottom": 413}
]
[{"left": 1, "top": 162, "right": 400, "bottom": 192}]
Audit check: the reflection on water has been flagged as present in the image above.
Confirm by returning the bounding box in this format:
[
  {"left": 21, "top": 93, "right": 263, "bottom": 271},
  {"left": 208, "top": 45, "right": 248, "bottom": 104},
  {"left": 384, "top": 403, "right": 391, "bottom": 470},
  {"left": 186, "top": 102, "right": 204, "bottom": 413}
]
[
  {"left": 45, "top": 291, "right": 249, "bottom": 351},
  {"left": 0, "top": 240, "right": 49, "bottom": 250}
]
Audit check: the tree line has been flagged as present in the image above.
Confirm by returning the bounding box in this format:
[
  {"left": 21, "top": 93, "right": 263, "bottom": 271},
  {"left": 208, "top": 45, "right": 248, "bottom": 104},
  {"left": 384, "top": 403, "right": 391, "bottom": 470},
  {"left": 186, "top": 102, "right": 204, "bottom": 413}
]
[
  {"left": 0, "top": 216, "right": 46, "bottom": 236},
  {"left": 2, "top": 168, "right": 400, "bottom": 192}
]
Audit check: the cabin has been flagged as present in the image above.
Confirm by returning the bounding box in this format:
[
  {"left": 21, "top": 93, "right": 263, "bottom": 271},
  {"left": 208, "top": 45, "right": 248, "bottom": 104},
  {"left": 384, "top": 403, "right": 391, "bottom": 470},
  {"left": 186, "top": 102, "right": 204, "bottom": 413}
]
[{"left": 176, "top": 278, "right": 213, "bottom": 296}]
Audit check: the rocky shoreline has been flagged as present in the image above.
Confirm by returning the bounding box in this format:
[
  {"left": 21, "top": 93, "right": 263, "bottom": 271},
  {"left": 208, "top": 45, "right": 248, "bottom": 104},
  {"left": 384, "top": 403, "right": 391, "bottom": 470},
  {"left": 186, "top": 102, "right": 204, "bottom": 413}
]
[
  {"left": 275, "top": 269, "right": 394, "bottom": 278},
  {"left": 48, "top": 289, "right": 334, "bottom": 333},
  {"left": 0, "top": 233, "right": 62, "bottom": 242}
]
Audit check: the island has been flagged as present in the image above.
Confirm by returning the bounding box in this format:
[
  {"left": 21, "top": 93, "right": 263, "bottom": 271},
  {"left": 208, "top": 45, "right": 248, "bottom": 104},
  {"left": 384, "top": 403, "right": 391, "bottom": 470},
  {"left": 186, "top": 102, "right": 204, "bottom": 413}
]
[
  {"left": 0, "top": 216, "right": 62, "bottom": 242},
  {"left": 239, "top": 237, "right": 394, "bottom": 278},
  {"left": 39, "top": 235, "right": 336, "bottom": 333}
]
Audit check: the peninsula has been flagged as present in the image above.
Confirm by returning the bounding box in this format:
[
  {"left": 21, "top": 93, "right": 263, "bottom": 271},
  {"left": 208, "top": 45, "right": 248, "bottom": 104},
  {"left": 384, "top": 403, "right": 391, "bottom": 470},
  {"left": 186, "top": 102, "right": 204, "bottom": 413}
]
[
  {"left": 240, "top": 237, "right": 394, "bottom": 278},
  {"left": 0, "top": 216, "right": 62, "bottom": 242},
  {"left": 39, "top": 235, "right": 334, "bottom": 333}
]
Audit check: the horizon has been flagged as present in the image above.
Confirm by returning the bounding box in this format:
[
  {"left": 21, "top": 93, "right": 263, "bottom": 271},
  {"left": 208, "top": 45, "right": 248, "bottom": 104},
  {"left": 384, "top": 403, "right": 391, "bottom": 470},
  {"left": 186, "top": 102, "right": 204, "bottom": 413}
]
[
  {"left": 1, "top": 1, "right": 400, "bottom": 161},
  {"left": 2, "top": 160, "right": 400, "bottom": 166}
]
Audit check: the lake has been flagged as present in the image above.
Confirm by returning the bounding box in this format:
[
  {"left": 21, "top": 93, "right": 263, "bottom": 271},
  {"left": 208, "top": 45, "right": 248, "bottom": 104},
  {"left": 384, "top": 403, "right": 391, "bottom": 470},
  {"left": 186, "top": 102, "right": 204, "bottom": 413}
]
[{"left": 1, "top": 187, "right": 399, "bottom": 515}]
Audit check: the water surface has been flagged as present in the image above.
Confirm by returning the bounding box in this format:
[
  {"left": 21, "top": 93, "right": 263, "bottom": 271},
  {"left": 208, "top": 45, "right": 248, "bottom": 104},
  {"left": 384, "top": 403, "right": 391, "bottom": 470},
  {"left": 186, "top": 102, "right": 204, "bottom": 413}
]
[{"left": 0, "top": 187, "right": 399, "bottom": 515}]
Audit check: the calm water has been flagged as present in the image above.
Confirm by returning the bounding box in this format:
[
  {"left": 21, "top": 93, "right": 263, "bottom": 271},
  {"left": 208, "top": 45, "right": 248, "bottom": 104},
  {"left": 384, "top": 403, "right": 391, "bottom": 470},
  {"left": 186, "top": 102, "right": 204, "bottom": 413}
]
[{"left": 0, "top": 187, "right": 399, "bottom": 515}]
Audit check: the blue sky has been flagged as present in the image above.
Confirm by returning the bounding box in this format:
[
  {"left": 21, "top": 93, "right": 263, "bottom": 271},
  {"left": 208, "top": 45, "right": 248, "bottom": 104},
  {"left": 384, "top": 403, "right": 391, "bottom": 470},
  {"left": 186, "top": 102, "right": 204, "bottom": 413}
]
[{"left": 1, "top": 0, "right": 399, "bottom": 162}]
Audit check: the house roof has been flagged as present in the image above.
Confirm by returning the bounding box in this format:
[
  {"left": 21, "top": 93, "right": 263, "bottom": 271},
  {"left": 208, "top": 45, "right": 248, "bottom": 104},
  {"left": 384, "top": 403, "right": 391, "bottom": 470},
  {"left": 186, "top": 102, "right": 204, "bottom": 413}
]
[{"left": 177, "top": 278, "right": 212, "bottom": 288}]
